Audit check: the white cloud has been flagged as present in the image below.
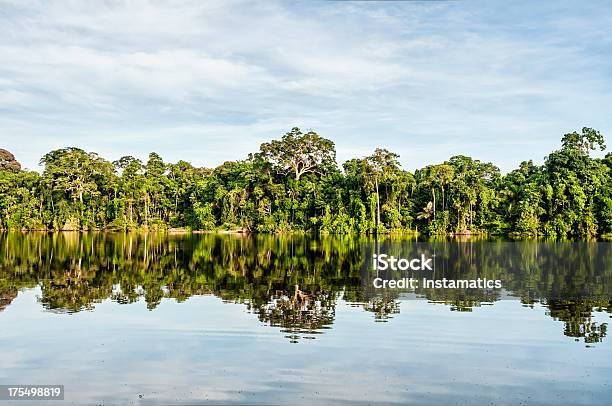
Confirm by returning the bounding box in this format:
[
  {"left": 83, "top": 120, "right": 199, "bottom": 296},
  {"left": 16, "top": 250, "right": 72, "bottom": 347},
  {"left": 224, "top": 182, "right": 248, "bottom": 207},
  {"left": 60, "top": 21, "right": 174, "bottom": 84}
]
[{"left": 0, "top": 0, "right": 611, "bottom": 172}]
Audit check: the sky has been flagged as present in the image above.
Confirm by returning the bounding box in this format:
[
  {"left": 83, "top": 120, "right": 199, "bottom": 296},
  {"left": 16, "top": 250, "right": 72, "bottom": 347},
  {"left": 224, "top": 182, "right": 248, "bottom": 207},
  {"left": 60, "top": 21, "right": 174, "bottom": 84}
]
[{"left": 1, "top": 0, "right": 611, "bottom": 173}]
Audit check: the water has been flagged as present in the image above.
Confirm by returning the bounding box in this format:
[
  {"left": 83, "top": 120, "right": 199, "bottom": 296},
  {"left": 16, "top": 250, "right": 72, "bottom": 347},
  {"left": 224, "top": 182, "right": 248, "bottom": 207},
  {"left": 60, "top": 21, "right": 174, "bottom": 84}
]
[{"left": 0, "top": 233, "right": 611, "bottom": 405}]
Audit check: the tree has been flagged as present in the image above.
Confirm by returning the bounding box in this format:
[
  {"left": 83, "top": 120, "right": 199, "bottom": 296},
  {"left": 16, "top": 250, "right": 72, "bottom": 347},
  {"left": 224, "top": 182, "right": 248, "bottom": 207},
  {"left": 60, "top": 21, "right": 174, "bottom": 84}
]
[
  {"left": 259, "top": 127, "right": 336, "bottom": 181},
  {"left": 0, "top": 126, "right": 609, "bottom": 237},
  {"left": 143, "top": 152, "right": 168, "bottom": 227},
  {"left": 40, "top": 148, "right": 115, "bottom": 228},
  {"left": 0, "top": 149, "right": 21, "bottom": 172},
  {"left": 417, "top": 201, "right": 434, "bottom": 223},
  {"left": 114, "top": 156, "right": 144, "bottom": 226},
  {"left": 500, "top": 160, "right": 543, "bottom": 236},
  {"left": 436, "top": 164, "right": 454, "bottom": 212},
  {"left": 561, "top": 127, "right": 606, "bottom": 154},
  {"left": 541, "top": 132, "right": 609, "bottom": 238},
  {"left": 364, "top": 148, "right": 400, "bottom": 230}
]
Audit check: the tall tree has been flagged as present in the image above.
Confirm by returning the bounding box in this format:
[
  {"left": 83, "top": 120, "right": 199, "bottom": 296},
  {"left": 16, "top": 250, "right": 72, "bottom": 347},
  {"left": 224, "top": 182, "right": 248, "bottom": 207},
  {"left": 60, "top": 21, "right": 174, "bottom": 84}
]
[
  {"left": 114, "top": 156, "right": 144, "bottom": 227},
  {"left": 561, "top": 127, "right": 606, "bottom": 154},
  {"left": 40, "top": 148, "right": 115, "bottom": 228},
  {"left": 259, "top": 127, "right": 336, "bottom": 181},
  {"left": 364, "top": 148, "right": 400, "bottom": 230},
  {"left": 0, "top": 126, "right": 609, "bottom": 237},
  {"left": 0, "top": 149, "right": 21, "bottom": 172}
]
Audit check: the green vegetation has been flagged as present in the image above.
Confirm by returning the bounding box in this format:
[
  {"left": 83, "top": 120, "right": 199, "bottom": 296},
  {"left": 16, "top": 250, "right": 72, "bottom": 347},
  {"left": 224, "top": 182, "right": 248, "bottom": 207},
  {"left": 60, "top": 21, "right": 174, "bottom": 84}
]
[{"left": 1, "top": 127, "right": 611, "bottom": 238}]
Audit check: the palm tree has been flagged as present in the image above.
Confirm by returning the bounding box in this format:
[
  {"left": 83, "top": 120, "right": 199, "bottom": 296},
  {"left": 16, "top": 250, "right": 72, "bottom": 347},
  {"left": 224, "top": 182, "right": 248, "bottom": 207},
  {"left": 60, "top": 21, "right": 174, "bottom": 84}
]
[{"left": 417, "top": 201, "right": 434, "bottom": 223}]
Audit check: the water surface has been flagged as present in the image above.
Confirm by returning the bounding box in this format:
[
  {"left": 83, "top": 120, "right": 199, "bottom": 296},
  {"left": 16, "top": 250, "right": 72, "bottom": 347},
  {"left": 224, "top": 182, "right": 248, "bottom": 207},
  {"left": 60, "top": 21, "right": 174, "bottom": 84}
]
[{"left": 1, "top": 233, "right": 611, "bottom": 404}]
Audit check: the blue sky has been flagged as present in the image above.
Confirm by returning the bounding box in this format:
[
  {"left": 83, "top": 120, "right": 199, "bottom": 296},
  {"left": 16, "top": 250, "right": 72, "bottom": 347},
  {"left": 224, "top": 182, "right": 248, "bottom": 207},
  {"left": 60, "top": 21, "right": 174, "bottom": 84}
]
[{"left": 1, "top": 0, "right": 610, "bottom": 172}]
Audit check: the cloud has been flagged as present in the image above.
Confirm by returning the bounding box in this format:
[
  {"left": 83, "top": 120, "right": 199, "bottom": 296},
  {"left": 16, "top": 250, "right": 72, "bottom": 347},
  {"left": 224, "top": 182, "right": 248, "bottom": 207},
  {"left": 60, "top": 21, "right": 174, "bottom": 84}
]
[{"left": 0, "top": 0, "right": 611, "bottom": 172}]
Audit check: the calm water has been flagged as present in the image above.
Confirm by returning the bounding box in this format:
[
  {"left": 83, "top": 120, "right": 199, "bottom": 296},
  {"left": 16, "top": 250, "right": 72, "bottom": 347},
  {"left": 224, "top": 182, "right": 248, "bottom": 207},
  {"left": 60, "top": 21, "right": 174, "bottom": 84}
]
[{"left": 0, "top": 233, "right": 611, "bottom": 405}]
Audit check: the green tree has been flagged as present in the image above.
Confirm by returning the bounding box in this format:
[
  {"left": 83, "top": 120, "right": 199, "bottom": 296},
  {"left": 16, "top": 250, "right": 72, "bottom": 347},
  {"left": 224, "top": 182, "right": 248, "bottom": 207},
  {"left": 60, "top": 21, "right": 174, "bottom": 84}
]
[
  {"left": 561, "top": 127, "right": 606, "bottom": 154},
  {"left": 113, "top": 156, "right": 144, "bottom": 228},
  {"left": 0, "top": 126, "right": 609, "bottom": 238},
  {"left": 259, "top": 127, "right": 336, "bottom": 181},
  {"left": 363, "top": 148, "right": 401, "bottom": 231},
  {"left": 40, "top": 148, "right": 115, "bottom": 229}
]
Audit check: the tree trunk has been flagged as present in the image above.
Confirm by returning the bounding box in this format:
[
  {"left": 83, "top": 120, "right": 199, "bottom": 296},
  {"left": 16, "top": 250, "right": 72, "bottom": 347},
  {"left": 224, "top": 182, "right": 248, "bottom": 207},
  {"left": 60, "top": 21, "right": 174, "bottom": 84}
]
[
  {"left": 457, "top": 208, "right": 461, "bottom": 231},
  {"left": 442, "top": 187, "right": 445, "bottom": 212},
  {"left": 470, "top": 203, "right": 473, "bottom": 229},
  {"left": 144, "top": 196, "right": 149, "bottom": 226},
  {"left": 78, "top": 191, "right": 84, "bottom": 227},
  {"left": 39, "top": 191, "right": 44, "bottom": 219},
  {"left": 295, "top": 165, "right": 301, "bottom": 181},
  {"left": 375, "top": 177, "right": 381, "bottom": 230},
  {"left": 431, "top": 188, "right": 436, "bottom": 218}
]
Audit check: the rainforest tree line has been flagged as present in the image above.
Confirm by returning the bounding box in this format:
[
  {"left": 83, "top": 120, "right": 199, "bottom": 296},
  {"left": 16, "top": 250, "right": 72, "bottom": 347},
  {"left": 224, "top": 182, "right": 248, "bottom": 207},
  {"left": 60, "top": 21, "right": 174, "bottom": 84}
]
[{"left": 1, "top": 127, "right": 611, "bottom": 238}]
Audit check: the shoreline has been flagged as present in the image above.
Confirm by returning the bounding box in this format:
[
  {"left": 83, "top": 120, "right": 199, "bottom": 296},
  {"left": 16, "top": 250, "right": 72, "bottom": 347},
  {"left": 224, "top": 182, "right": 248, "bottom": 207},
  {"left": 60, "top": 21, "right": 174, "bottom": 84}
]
[{"left": 0, "top": 229, "right": 609, "bottom": 241}]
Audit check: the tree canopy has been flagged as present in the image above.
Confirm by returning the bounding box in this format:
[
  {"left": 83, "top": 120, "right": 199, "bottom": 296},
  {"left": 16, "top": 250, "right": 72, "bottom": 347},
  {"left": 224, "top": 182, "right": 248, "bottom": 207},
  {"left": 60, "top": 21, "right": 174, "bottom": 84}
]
[
  {"left": 0, "top": 149, "right": 21, "bottom": 172},
  {"left": 1, "top": 127, "right": 610, "bottom": 239},
  {"left": 259, "top": 127, "right": 336, "bottom": 180}
]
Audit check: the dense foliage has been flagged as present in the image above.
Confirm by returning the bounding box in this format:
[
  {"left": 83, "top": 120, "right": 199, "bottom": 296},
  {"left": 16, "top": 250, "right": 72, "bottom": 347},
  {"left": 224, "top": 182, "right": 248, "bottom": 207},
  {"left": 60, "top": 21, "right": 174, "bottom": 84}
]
[{"left": 1, "top": 127, "right": 611, "bottom": 238}]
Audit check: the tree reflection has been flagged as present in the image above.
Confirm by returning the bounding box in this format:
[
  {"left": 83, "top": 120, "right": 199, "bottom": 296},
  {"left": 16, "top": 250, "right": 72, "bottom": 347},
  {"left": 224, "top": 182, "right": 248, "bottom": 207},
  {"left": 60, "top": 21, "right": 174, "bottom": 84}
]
[
  {"left": 363, "top": 296, "right": 401, "bottom": 321},
  {"left": 546, "top": 299, "right": 610, "bottom": 344},
  {"left": 0, "top": 232, "right": 610, "bottom": 344},
  {"left": 0, "top": 287, "right": 17, "bottom": 312},
  {"left": 252, "top": 285, "right": 336, "bottom": 343}
]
